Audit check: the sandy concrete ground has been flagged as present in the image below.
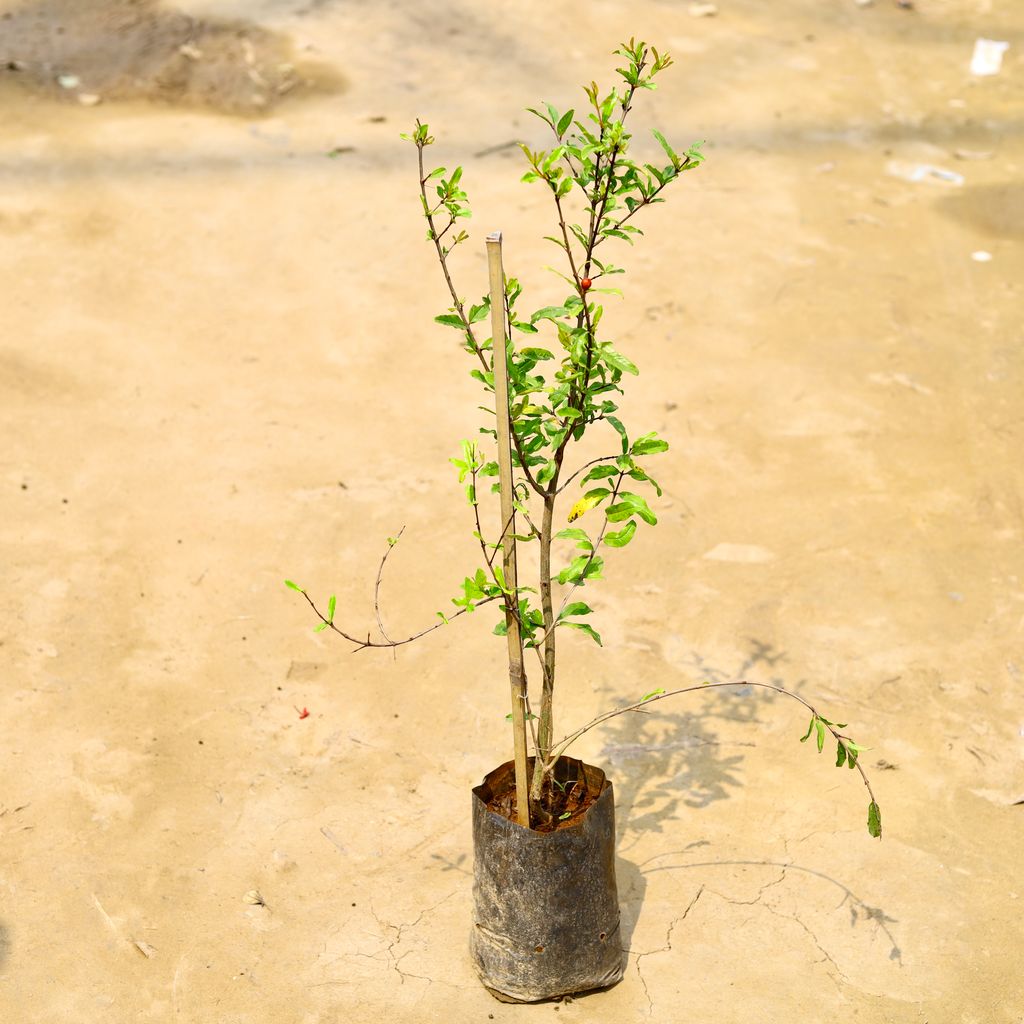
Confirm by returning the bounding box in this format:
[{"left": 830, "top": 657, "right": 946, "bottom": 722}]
[{"left": 2, "top": 0, "right": 1023, "bottom": 1020}]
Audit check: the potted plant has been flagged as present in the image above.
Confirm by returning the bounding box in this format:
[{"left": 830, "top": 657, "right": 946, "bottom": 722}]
[{"left": 286, "top": 38, "right": 881, "bottom": 1004}]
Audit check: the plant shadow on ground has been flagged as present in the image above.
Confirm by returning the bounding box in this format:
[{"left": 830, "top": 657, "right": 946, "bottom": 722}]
[{"left": 600, "top": 638, "right": 805, "bottom": 958}]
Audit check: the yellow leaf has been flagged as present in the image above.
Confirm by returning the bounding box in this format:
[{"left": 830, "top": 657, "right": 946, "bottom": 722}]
[{"left": 568, "top": 498, "right": 589, "bottom": 522}]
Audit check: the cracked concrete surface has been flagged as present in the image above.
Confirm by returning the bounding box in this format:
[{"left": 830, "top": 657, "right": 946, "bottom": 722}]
[{"left": 2, "top": 0, "right": 1024, "bottom": 1021}]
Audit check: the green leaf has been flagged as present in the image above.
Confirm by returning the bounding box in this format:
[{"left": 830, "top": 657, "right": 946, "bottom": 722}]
[
  {"left": 563, "top": 621, "right": 603, "bottom": 646},
  {"left": 531, "top": 304, "right": 573, "bottom": 324},
  {"left": 607, "top": 492, "right": 657, "bottom": 526},
  {"left": 559, "top": 601, "right": 594, "bottom": 619},
  {"left": 867, "top": 801, "right": 882, "bottom": 839},
  {"left": 631, "top": 435, "right": 670, "bottom": 456},
  {"left": 556, "top": 108, "right": 575, "bottom": 138},
  {"left": 557, "top": 555, "right": 603, "bottom": 585},
  {"left": 535, "top": 460, "right": 558, "bottom": 486},
  {"left": 604, "top": 520, "right": 637, "bottom": 547},
  {"left": 556, "top": 527, "right": 594, "bottom": 550},
  {"left": 284, "top": 580, "right": 302, "bottom": 592},
  {"left": 602, "top": 346, "right": 639, "bottom": 376},
  {"left": 492, "top": 562, "right": 507, "bottom": 592},
  {"left": 605, "top": 415, "right": 629, "bottom": 453},
  {"left": 641, "top": 688, "right": 665, "bottom": 702},
  {"left": 434, "top": 313, "right": 465, "bottom": 329},
  {"left": 815, "top": 718, "right": 826, "bottom": 754},
  {"left": 327, "top": 595, "right": 336, "bottom": 621},
  {"left": 651, "top": 128, "right": 679, "bottom": 166},
  {"left": 799, "top": 715, "right": 815, "bottom": 743},
  {"left": 559, "top": 811, "right": 572, "bottom": 820},
  {"left": 845, "top": 741, "right": 868, "bottom": 769},
  {"left": 314, "top": 622, "right": 328, "bottom": 633},
  {"left": 835, "top": 741, "right": 847, "bottom": 768},
  {"left": 627, "top": 465, "right": 663, "bottom": 497},
  {"left": 582, "top": 463, "right": 618, "bottom": 483}
]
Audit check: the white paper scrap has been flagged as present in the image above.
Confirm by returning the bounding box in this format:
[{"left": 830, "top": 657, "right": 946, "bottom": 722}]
[{"left": 970, "top": 39, "right": 1009, "bottom": 76}]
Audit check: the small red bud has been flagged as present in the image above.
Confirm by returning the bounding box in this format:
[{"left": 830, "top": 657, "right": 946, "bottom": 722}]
[{"left": 580, "top": 278, "right": 592, "bottom": 291}]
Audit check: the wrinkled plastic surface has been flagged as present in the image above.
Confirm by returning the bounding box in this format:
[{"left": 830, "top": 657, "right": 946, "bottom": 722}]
[{"left": 470, "top": 757, "right": 626, "bottom": 1002}]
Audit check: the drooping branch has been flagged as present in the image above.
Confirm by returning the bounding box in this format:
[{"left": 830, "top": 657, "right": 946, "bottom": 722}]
[{"left": 543, "top": 679, "right": 881, "bottom": 834}]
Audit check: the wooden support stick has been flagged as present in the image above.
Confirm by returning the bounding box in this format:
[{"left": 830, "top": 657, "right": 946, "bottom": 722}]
[{"left": 486, "top": 230, "right": 531, "bottom": 829}]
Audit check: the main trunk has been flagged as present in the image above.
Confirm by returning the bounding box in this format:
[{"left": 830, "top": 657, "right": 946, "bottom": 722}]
[
  {"left": 537, "top": 492, "right": 557, "bottom": 757},
  {"left": 530, "top": 491, "right": 558, "bottom": 806}
]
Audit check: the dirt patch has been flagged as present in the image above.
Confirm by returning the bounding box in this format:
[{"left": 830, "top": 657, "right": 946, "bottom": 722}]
[
  {"left": 485, "top": 758, "right": 604, "bottom": 833},
  {"left": 0, "top": 0, "right": 341, "bottom": 115}
]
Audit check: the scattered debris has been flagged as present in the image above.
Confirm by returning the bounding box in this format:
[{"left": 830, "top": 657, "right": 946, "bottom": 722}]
[
  {"left": 688, "top": 2, "right": 718, "bottom": 16},
  {"left": 134, "top": 939, "right": 158, "bottom": 958},
  {"left": 78, "top": 93, "right": 101, "bottom": 106},
  {"left": 179, "top": 43, "right": 203, "bottom": 60},
  {"left": 320, "top": 826, "right": 347, "bottom": 854},
  {"left": 326, "top": 146, "right": 355, "bottom": 158},
  {"left": 875, "top": 760, "right": 899, "bottom": 771},
  {"left": 886, "top": 161, "right": 964, "bottom": 187},
  {"left": 295, "top": 706, "right": 310, "bottom": 719},
  {"left": 954, "top": 148, "right": 994, "bottom": 161},
  {"left": 57, "top": 74, "right": 81, "bottom": 89},
  {"left": 868, "top": 371, "right": 934, "bottom": 395},
  {"left": 971, "top": 251, "right": 993, "bottom": 263},
  {"left": 970, "top": 38, "right": 1009, "bottom": 77},
  {"left": 243, "top": 890, "right": 266, "bottom": 906}
]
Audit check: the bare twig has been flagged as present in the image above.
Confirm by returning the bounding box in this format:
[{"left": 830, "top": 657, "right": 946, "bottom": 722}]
[
  {"left": 373, "top": 526, "right": 405, "bottom": 644},
  {"left": 298, "top": 584, "right": 497, "bottom": 653}
]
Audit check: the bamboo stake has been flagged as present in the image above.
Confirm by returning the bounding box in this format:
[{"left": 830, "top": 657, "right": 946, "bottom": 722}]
[{"left": 485, "top": 230, "right": 531, "bottom": 829}]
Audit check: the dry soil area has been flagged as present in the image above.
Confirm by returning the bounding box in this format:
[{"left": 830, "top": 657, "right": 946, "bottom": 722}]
[{"left": 1, "top": 1, "right": 1023, "bottom": 1022}]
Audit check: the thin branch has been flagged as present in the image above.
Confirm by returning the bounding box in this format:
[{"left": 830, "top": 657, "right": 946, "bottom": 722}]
[
  {"left": 556, "top": 454, "right": 620, "bottom": 495},
  {"left": 373, "top": 526, "right": 405, "bottom": 644},
  {"left": 298, "top": 584, "right": 498, "bottom": 653},
  {"left": 590, "top": 159, "right": 697, "bottom": 259},
  {"left": 544, "top": 679, "right": 879, "bottom": 813},
  {"left": 415, "top": 138, "right": 488, "bottom": 376}
]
